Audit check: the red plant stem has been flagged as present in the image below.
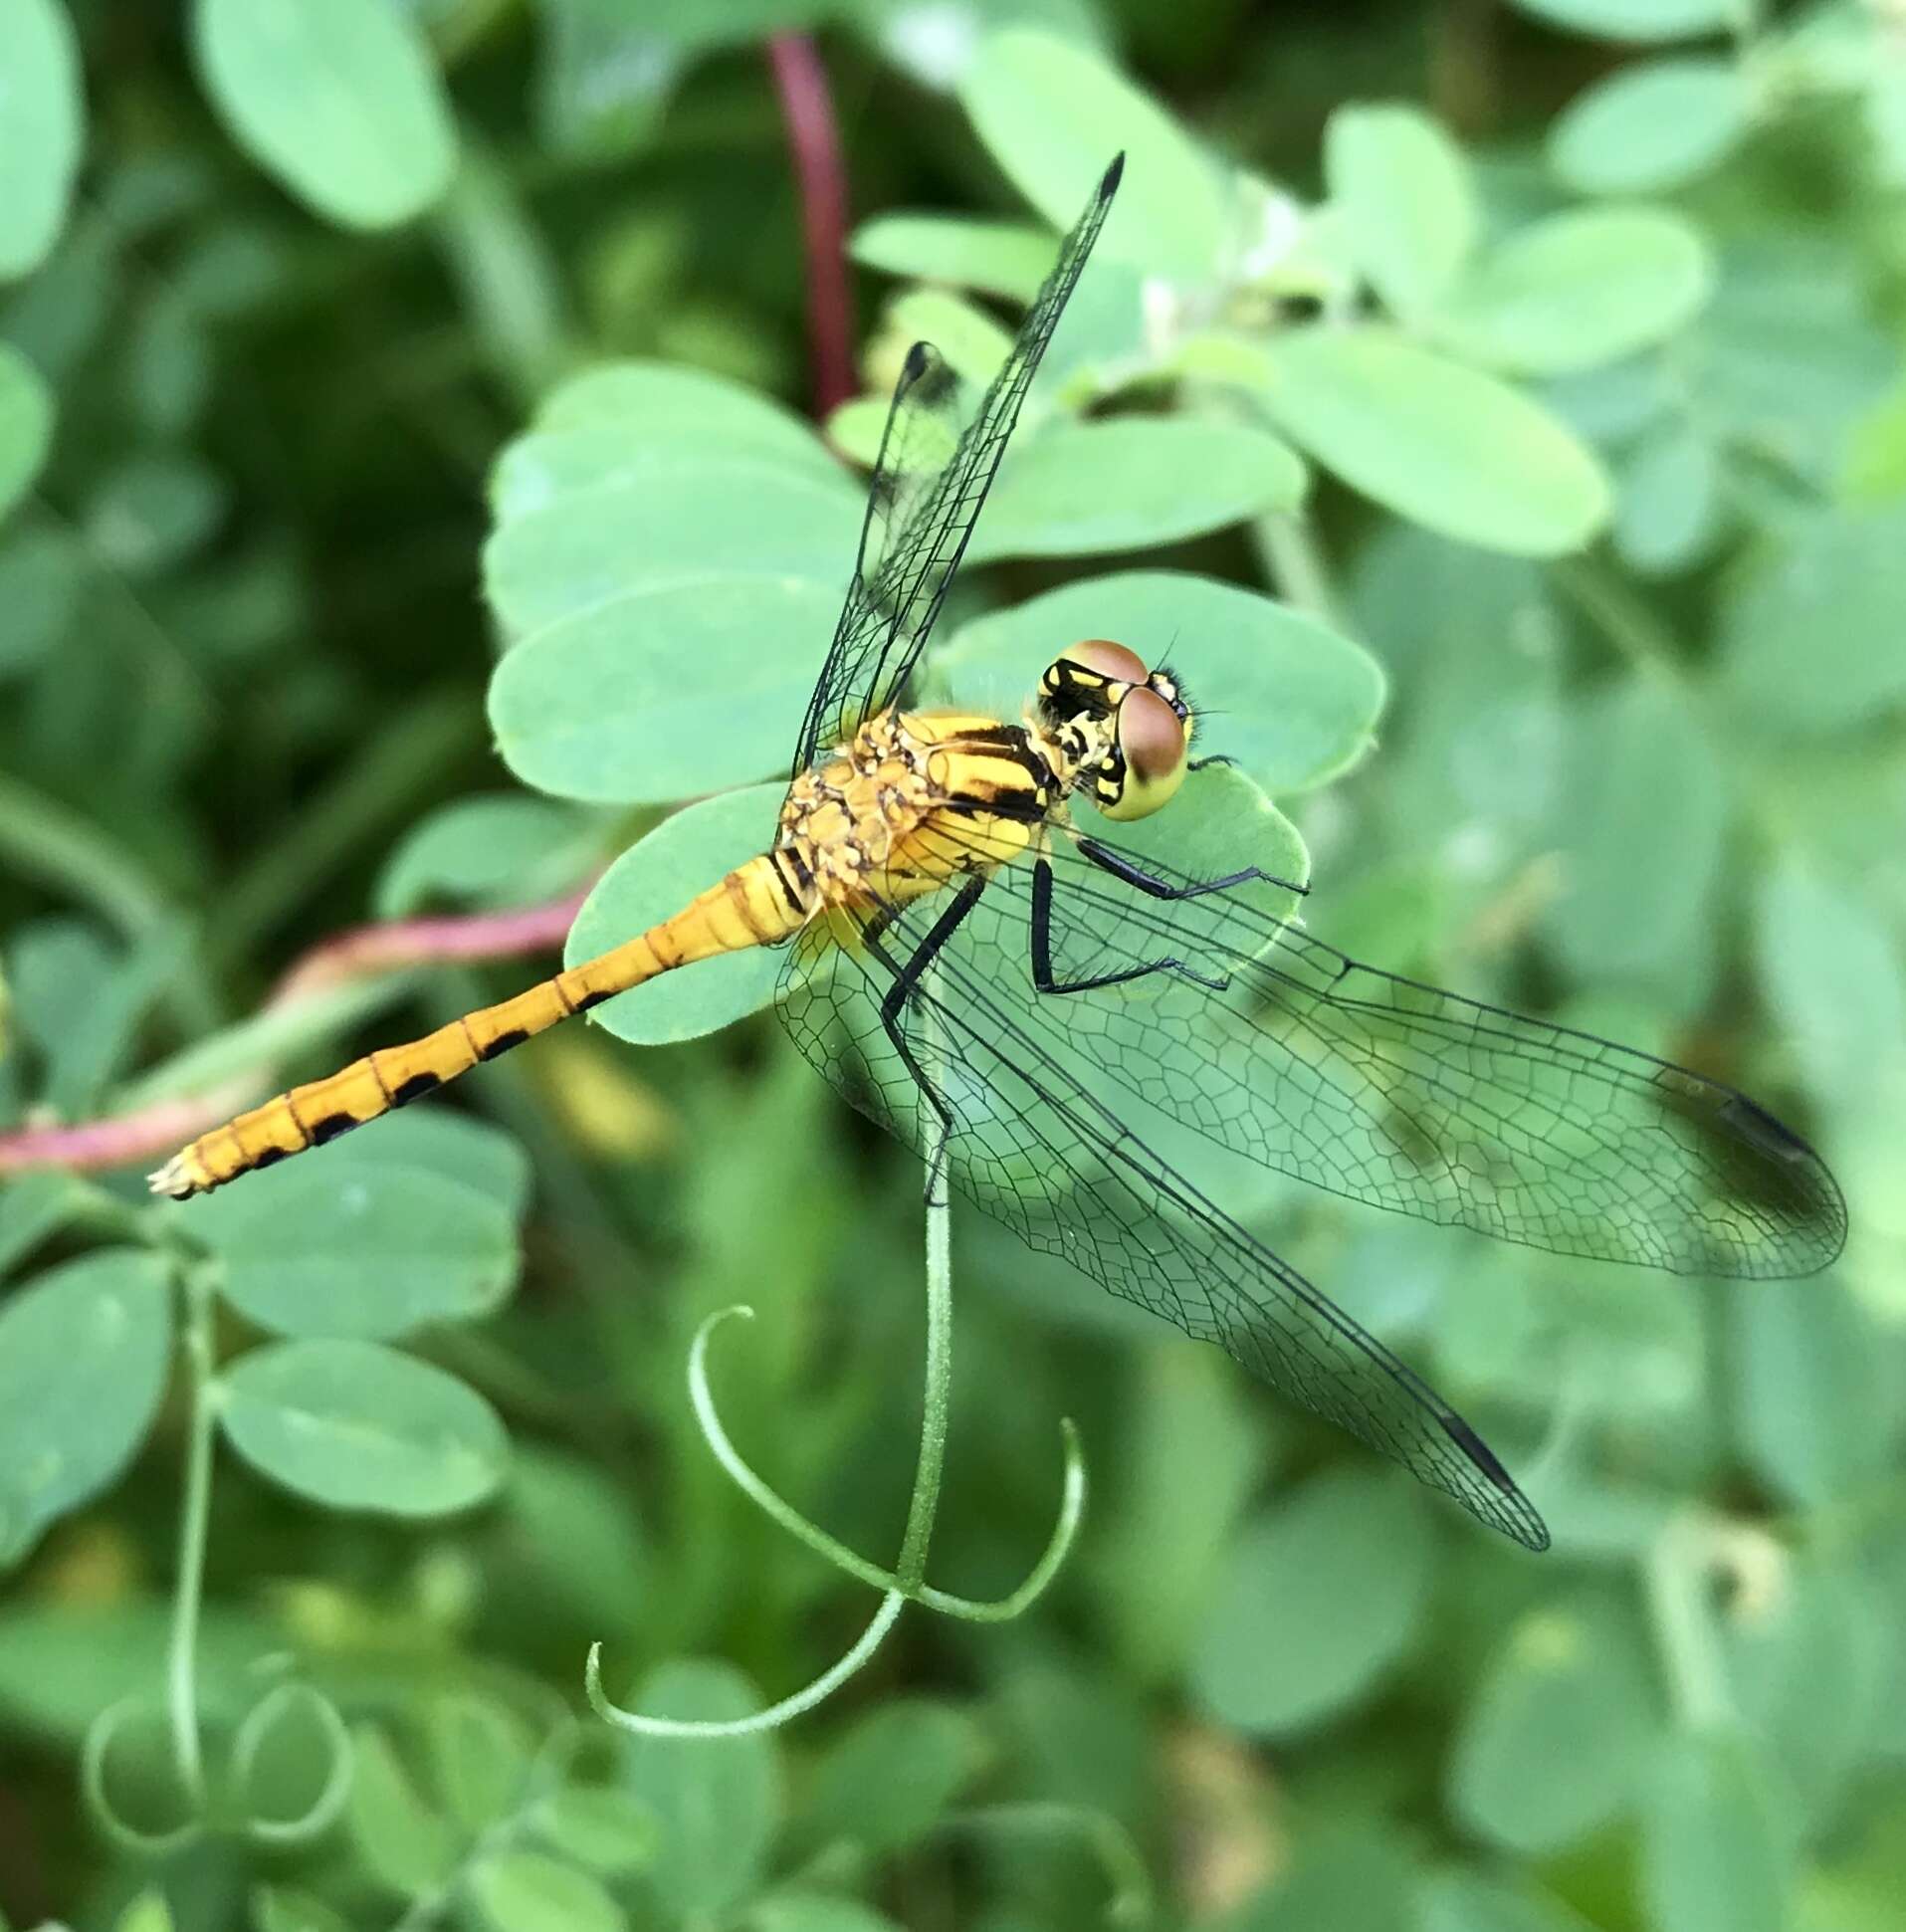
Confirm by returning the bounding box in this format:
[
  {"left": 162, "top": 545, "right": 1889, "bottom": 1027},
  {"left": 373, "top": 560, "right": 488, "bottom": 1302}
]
[
  {"left": 767, "top": 32, "right": 855, "bottom": 418},
  {"left": 0, "top": 887, "right": 592, "bottom": 1182}
]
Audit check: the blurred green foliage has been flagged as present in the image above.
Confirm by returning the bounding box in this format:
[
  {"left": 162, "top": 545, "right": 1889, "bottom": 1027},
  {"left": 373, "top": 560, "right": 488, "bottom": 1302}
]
[{"left": 2, "top": 0, "right": 1905, "bottom": 1928}]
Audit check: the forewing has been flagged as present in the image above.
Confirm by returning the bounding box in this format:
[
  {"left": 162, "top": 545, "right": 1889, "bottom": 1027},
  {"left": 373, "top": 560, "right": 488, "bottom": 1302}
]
[
  {"left": 900, "top": 820, "right": 1845, "bottom": 1281},
  {"left": 775, "top": 885, "right": 1550, "bottom": 1552},
  {"left": 788, "top": 154, "right": 1123, "bottom": 779}
]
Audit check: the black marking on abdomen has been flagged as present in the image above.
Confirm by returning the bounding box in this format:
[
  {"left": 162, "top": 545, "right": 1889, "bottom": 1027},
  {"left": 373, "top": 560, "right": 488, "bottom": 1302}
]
[
  {"left": 311, "top": 1114, "right": 359, "bottom": 1146},
  {"left": 574, "top": 988, "right": 615, "bottom": 1012},
  {"left": 253, "top": 1148, "right": 287, "bottom": 1171},
  {"left": 392, "top": 1072, "right": 441, "bottom": 1106},
  {"left": 478, "top": 1029, "right": 528, "bottom": 1062}
]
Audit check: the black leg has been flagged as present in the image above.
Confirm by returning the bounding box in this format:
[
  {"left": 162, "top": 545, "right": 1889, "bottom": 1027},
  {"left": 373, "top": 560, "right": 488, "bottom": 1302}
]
[
  {"left": 864, "top": 878, "right": 987, "bottom": 1169},
  {"left": 1075, "top": 833, "right": 1308, "bottom": 901},
  {"left": 1030, "top": 858, "right": 1229, "bottom": 996}
]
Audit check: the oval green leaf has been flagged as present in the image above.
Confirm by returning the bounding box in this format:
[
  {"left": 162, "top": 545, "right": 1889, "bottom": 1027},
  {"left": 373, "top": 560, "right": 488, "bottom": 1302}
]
[
  {"left": 614, "top": 1659, "right": 776, "bottom": 1920},
  {"left": 940, "top": 568, "right": 1382, "bottom": 795},
  {"left": 220, "top": 1340, "right": 508, "bottom": 1516},
  {"left": 484, "top": 458, "right": 859, "bottom": 636},
  {"left": 1613, "top": 422, "right": 1724, "bottom": 574},
  {"left": 1188, "top": 1469, "right": 1436, "bottom": 1734},
  {"left": 1722, "top": 505, "right": 1906, "bottom": 732},
  {"left": 967, "top": 419, "right": 1306, "bottom": 563},
  {"left": 1448, "top": 1587, "right": 1662, "bottom": 1851},
  {"left": 792, "top": 1699, "right": 983, "bottom": 1859},
  {"left": 1549, "top": 58, "right": 1752, "bottom": 194},
  {"left": 0, "top": 341, "right": 55, "bottom": 524},
  {"left": 373, "top": 792, "right": 601, "bottom": 918},
  {"left": 958, "top": 27, "right": 1228, "bottom": 281},
  {"left": 1511, "top": 0, "right": 1743, "bottom": 37},
  {"left": 1416, "top": 1870, "right": 1596, "bottom": 1932},
  {"left": 1325, "top": 103, "right": 1476, "bottom": 320},
  {"left": 491, "top": 577, "right": 837, "bottom": 803},
  {"left": 529, "top": 1786, "right": 658, "bottom": 1875},
  {"left": 566, "top": 782, "right": 785, "bottom": 1046},
  {"left": 193, "top": 1163, "right": 518, "bottom": 1342},
  {"left": 0, "top": 0, "right": 84, "bottom": 280},
  {"left": 347, "top": 1724, "right": 455, "bottom": 1897},
  {"left": 0, "top": 1250, "right": 172, "bottom": 1565},
  {"left": 851, "top": 213, "right": 1056, "bottom": 303},
  {"left": 191, "top": 0, "right": 456, "bottom": 230},
  {"left": 1435, "top": 207, "right": 1714, "bottom": 375},
  {"left": 322, "top": 1110, "right": 533, "bottom": 1224},
  {"left": 1639, "top": 1730, "right": 1795, "bottom": 1932},
  {"left": 1542, "top": 676, "right": 1726, "bottom": 985},
  {"left": 1255, "top": 328, "right": 1610, "bottom": 554},
  {"left": 469, "top": 1851, "right": 626, "bottom": 1932}
]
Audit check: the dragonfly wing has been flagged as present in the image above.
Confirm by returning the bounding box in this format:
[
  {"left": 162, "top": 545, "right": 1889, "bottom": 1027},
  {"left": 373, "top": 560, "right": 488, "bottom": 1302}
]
[
  {"left": 775, "top": 888, "right": 1551, "bottom": 1552},
  {"left": 787, "top": 154, "right": 1123, "bottom": 781},
  {"left": 901, "top": 820, "right": 1845, "bottom": 1281}
]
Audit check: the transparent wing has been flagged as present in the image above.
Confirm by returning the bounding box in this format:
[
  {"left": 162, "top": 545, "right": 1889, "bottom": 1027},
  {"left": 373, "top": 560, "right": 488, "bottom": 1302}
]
[
  {"left": 776, "top": 880, "right": 1552, "bottom": 1553},
  {"left": 787, "top": 154, "right": 1123, "bottom": 780},
  {"left": 897, "top": 818, "right": 1845, "bottom": 1281}
]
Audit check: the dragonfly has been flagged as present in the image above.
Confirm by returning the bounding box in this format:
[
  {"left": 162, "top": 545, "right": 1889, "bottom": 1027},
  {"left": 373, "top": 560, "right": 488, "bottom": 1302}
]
[{"left": 151, "top": 155, "right": 1846, "bottom": 1550}]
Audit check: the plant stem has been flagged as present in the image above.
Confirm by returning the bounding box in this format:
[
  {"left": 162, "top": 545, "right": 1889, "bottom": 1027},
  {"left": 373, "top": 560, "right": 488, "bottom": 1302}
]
[
  {"left": 899, "top": 1145, "right": 954, "bottom": 1592},
  {"left": 767, "top": 34, "right": 854, "bottom": 417},
  {"left": 1254, "top": 512, "right": 1346, "bottom": 631},
  {"left": 167, "top": 1266, "right": 218, "bottom": 1807}
]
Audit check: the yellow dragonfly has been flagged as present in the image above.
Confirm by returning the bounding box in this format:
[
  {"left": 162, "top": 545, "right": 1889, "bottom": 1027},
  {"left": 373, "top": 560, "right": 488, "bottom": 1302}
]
[{"left": 152, "top": 156, "right": 1845, "bottom": 1549}]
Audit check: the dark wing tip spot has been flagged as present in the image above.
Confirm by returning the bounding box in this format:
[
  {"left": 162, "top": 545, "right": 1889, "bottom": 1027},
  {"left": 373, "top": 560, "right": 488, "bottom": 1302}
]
[
  {"left": 1438, "top": 1410, "right": 1516, "bottom": 1492},
  {"left": 1101, "top": 151, "right": 1126, "bottom": 196},
  {"left": 900, "top": 340, "right": 932, "bottom": 383},
  {"left": 1719, "top": 1091, "right": 1814, "bottom": 1165}
]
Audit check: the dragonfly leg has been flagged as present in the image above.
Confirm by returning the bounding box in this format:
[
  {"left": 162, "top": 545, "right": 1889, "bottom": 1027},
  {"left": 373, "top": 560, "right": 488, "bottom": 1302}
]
[
  {"left": 1030, "top": 858, "right": 1230, "bottom": 995},
  {"left": 865, "top": 876, "right": 987, "bottom": 1186},
  {"left": 1075, "top": 833, "right": 1308, "bottom": 901}
]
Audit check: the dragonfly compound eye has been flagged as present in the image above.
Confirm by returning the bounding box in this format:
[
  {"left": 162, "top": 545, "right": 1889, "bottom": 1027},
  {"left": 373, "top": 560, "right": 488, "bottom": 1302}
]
[
  {"left": 1100, "top": 685, "right": 1190, "bottom": 820},
  {"left": 1044, "top": 639, "right": 1151, "bottom": 720}
]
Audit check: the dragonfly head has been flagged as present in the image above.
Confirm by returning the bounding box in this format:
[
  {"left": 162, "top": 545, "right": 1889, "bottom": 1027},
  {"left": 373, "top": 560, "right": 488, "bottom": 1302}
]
[{"left": 1038, "top": 640, "right": 1193, "bottom": 821}]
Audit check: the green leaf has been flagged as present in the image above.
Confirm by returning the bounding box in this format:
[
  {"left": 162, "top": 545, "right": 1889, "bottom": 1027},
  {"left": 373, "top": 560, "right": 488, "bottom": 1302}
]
[
  {"left": 1241, "top": 1825, "right": 1419, "bottom": 1931},
  {"left": 347, "top": 1724, "right": 456, "bottom": 1898},
  {"left": 190, "top": 0, "right": 457, "bottom": 230},
  {"left": 966, "top": 419, "right": 1305, "bottom": 562},
  {"left": 1639, "top": 1730, "right": 1796, "bottom": 1932},
  {"left": 193, "top": 1162, "right": 518, "bottom": 1341},
  {"left": 1415, "top": 1870, "right": 1595, "bottom": 1932},
  {"left": 323, "top": 1110, "right": 533, "bottom": 1224},
  {"left": 372, "top": 792, "right": 599, "bottom": 918},
  {"left": 1754, "top": 858, "right": 1905, "bottom": 1120},
  {"left": 220, "top": 1340, "right": 508, "bottom": 1516},
  {"left": 529, "top": 1786, "right": 658, "bottom": 1874},
  {"left": 1726, "top": 1561, "right": 1889, "bottom": 1827},
  {"left": 470, "top": 1852, "right": 627, "bottom": 1932},
  {"left": 495, "top": 374, "right": 832, "bottom": 524},
  {"left": 1448, "top": 1588, "right": 1662, "bottom": 1851},
  {"left": 1434, "top": 208, "right": 1713, "bottom": 376},
  {"left": 1188, "top": 1469, "right": 1436, "bottom": 1735},
  {"left": 114, "top": 1892, "right": 174, "bottom": 1932},
  {"left": 565, "top": 783, "right": 784, "bottom": 1045},
  {"left": 1722, "top": 507, "right": 1906, "bottom": 733},
  {"left": 491, "top": 577, "right": 839, "bottom": 804},
  {"left": 1839, "top": 372, "right": 1906, "bottom": 504},
  {"left": 1511, "top": 0, "right": 1745, "bottom": 39},
  {"left": 940, "top": 568, "right": 1384, "bottom": 794},
  {"left": 1252, "top": 329, "right": 1609, "bottom": 555},
  {"left": 0, "top": 1169, "right": 92, "bottom": 1280},
  {"left": 252, "top": 1886, "right": 355, "bottom": 1932},
  {"left": 1325, "top": 104, "right": 1476, "bottom": 320},
  {"left": 0, "top": 0, "right": 84, "bottom": 280},
  {"left": 1549, "top": 59, "right": 1752, "bottom": 195},
  {"left": 749, "top": 1899, "right": 904, "bottom": 1932},
  {"left": 958, "top": 28, "right": 1228, "bottom": 281},
  {"left": 1732, "top": 1283, "right": 1889, "bottom": 1513},
  {"left": 497, "top": 1444, "right": 648, "bottom": 1634},
  {"left": 85, "top": 450, "right": 226, "bottom": 576},
  {"left": 851, "top": 213, "right": 1058, "bottom": 303},
  {"left": 616, "top": 1659, "right": 779, "bottom": 1920},
  {"left": 0, "top": 341, "right": 54, "bottom": 525},
  {"left": 484, "top": 460, "right": 858, "bottom": 636},
  {"left": 793, "top": 1699, "right": 984, "bottom": 1858},
  {"left": 0, "top": 526, "right": 83, "bottom": 676},
  {"left": 890, "top": 288, "right": 1014, "bottom": 387},
  {"left": 1612, "top": 423, "right": 1724, "bottom": 574},
  {"left": 0, "top": 1249, "right": 172, "bottom": 1567},
  {"left": 426, "top": 1694, "right": 535, "bottom": 1832},
  {"left": 1541, "top": 676, "right": 1727, "bottom": 987}
]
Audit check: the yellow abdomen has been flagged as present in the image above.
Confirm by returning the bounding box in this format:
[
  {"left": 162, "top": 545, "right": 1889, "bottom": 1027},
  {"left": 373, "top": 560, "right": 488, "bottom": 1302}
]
[{"left": 150, "top": 854, "right": 798, "bottom": 1199}]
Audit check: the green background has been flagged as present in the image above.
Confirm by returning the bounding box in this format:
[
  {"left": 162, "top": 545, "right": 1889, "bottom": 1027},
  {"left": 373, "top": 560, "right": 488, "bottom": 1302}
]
[{"left": 1, "top": 1, "right": 1903, "bottom": 1928}]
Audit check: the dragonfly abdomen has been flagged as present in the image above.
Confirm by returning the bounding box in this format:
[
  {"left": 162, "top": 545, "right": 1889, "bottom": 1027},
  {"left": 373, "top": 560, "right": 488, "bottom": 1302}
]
[{"left": 149, "top": 856, "right": 795, "bottom": 1199}]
